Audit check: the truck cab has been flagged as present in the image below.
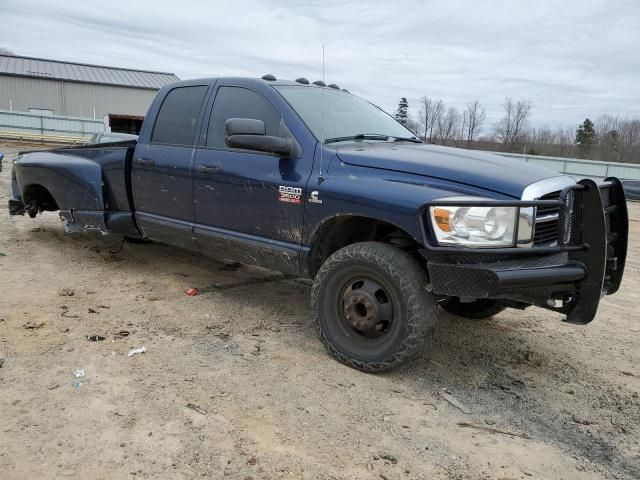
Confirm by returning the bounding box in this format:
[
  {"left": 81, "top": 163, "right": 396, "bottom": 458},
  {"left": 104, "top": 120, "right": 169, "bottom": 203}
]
[{"left": 8, "top": 75, "right": 629, "bottom": 372}]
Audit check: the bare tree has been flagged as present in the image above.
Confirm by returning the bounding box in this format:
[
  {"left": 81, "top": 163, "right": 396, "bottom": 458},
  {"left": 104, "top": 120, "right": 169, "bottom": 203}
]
[
  {"left": 0, "top": 47, "right": 15, "bottom": 56},
  {"left": 494, "top": 98, "right": 533, "bottom": 147},
  {"left": 434, "top": 106, "right": 460, "bottom": 145},
  {"left": 418, "top": 96, "right": 443, "bottom": 142},
  {"left": 465, "top": 100, "right": 486, "bottom": 146}
]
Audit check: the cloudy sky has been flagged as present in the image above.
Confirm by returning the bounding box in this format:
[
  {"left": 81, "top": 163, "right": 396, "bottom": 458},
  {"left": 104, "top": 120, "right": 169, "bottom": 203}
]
[{"left": 2, "top": 0, "right": 639, "bottom": 131}]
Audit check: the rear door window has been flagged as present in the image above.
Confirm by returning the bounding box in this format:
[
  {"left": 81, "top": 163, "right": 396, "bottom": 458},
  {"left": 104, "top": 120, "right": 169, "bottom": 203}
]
[{"left": 151, "top": 86, "right": 208, "bottom": 146}]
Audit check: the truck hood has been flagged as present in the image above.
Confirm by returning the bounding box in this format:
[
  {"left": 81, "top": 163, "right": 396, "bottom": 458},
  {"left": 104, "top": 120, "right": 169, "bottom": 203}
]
[{"left": 335, "top": 143, "right": 558, "bottom": 198}]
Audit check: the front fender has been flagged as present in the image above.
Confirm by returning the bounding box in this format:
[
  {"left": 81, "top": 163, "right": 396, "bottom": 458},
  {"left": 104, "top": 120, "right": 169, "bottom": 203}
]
[{"left": 304, "top": 163, "right": 503, "bottom": 246}]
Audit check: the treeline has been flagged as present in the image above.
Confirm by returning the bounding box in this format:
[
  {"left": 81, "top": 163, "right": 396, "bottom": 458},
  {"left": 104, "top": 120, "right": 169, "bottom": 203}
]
[{"left": 394, "top": 97, "right": 640, "bottom": 164}]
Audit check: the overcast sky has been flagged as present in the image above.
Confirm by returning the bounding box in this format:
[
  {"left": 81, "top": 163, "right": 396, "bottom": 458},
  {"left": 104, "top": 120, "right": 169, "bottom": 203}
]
[{"left": 2, "top": 0, "right": 639, "bottom": 131}]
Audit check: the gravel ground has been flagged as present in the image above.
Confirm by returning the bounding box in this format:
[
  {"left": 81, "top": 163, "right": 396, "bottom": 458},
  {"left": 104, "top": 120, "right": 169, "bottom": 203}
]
[{"left": 0, "top": 143, "right": 639, "bottom": 480}]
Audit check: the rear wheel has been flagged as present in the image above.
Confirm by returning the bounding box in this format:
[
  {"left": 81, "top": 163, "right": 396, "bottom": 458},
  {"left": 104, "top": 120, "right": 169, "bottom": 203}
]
[
  {"left": 311, "top": 242, "right": 436, "bottom": 372},
  {"left": 440, "top": 298, "right": 505, "bottom": 320}
]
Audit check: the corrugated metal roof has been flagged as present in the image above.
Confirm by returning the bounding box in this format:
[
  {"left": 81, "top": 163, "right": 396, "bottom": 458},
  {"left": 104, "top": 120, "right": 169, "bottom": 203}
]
[{"left": 0, "top": 54, "right": 180, "bottom": 89}]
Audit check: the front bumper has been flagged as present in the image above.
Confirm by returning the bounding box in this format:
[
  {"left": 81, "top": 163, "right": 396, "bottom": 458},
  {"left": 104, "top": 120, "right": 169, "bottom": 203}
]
[{"left": 424, "top": 178, "right": 628, "bottom": 324}]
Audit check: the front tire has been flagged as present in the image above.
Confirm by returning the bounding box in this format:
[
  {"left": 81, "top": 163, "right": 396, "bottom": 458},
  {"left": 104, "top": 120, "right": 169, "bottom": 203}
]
[{"left": 311, "top": 242, "right": 436, "bottom": 372}]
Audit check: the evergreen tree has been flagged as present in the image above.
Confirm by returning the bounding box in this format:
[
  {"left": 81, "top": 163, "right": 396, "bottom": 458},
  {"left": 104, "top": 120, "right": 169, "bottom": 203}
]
[
  {"left": 575, "top": 118, "right": 596, "bottom": 156},
  {"left": 395, "top": 97, "right": 409, "bottom": 126}
]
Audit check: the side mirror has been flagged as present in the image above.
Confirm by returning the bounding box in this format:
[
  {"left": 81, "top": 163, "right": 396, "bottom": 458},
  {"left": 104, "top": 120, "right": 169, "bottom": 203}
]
[{"left": 225, "top": 118, "right": 292, "bottom": 156}]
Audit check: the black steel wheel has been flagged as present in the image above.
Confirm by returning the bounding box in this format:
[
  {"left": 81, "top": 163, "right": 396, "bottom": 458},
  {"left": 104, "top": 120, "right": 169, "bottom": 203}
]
[
  {"left": 311, "top": 242, "right": 436, "bottom": 372},
  {"left": 440, "top": 298, "right": 506, "bottom": 320}
]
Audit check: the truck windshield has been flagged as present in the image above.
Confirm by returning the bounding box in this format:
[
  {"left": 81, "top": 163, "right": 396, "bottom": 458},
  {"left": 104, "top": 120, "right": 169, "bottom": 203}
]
[{"left": 275, "top": 86, "right": 419, "bottom": 144}]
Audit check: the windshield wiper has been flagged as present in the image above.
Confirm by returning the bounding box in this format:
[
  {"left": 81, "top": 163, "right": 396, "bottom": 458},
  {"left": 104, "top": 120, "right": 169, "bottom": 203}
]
[
  {"left": 391, "top": 136, "right": 422, "bottom": 143},
  {"left": 324, "top": 133, "right": 390, "bottom": 144}
]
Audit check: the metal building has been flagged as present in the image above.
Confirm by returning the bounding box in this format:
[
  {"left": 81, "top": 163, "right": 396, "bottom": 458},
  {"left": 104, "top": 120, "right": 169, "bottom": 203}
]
[{"left": 0, "top": 54, "right": 179, "bottom": 133}]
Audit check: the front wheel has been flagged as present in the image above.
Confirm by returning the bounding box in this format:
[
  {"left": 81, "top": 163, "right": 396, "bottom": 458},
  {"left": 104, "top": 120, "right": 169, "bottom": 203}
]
[{"left": 311, "top": 242, "right": 436, "bottom": 372}]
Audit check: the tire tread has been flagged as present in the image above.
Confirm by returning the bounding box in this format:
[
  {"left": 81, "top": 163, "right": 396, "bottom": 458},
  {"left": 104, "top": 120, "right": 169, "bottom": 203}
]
[{"left": 311, "top": 242, "right": 436, "bottom": 372}]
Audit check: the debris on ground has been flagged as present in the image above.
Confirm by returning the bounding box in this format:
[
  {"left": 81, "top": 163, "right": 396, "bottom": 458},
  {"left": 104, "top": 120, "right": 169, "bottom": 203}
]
[
  {"left": 23, "top": 321, "right": 45, "bottom": 330},
  {"left": 456, "top": 422, "right": 531, "bottom": 439},
  {"left": 87, "top": 335, "right": 106, "bottom": 342},
  {"left": 185, "top": 288, "right": 199, "bottom": 296},
  {"left": 88, "top": 308, "right": 98, "bottom": 314},
  {"left": 59, "top": 288, "right": 75, "bottom": 297},
  {"left": 60, "top": 306, "right": 80, "bottom": 318},
  {"left": 113, "top": 330, "right": 130, "bottom": 340},
  {"left": 128, "top": 346, "right": 146, "bottom": 357},
  {"left": 440, "top": 389, "right": 471, "bottom": 414},
  {"left": 0, "top": 354, "right": 4, "bottom": 368},
  {"left": 374, "top": 452, "right": 398, "bottom": 464},
  {"left": 186, "top": 403, "right": 207, "bottom": 415},
  {"left": 73, "top": 369, "right": 85, "bottom": 378}
]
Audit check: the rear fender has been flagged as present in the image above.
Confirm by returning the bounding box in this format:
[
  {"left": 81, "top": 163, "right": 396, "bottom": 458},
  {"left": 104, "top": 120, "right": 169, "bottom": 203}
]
[{"left": 14, "top": 151, "right": 106, "bottom": 232}]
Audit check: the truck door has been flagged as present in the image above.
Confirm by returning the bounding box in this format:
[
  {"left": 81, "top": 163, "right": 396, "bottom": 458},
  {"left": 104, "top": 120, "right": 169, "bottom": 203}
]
[
  {"left": 132, "top": 85, "right": 209, "bottom": 250},
  {"left": 192, "top": 85, "right": 310, "bottom": 273}
]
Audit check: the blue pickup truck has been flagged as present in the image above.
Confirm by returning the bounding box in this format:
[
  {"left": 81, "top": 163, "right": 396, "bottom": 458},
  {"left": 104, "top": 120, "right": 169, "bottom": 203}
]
[{"left": 8, "top": 75, "right": 629, "bottom": 372}]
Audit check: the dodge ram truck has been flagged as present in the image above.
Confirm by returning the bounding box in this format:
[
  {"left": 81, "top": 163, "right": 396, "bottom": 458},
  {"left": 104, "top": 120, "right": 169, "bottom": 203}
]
[{"left": 8, "top": 75, "right": 629, "bottom": 372}]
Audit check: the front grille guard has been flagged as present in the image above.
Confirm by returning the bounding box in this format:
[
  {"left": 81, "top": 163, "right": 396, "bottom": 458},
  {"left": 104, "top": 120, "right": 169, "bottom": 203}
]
[
  {"left": 421, "top": 179, "right": 626, "bottom": 256},
  {"left": 420, "top": 178, "right": 629, "bottom": 324}
]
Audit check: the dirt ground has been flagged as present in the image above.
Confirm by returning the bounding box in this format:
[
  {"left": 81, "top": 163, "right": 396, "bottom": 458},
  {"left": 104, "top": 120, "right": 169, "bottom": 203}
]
[{"left": 0, "top": 142, "right": 638, "bottom": 480}]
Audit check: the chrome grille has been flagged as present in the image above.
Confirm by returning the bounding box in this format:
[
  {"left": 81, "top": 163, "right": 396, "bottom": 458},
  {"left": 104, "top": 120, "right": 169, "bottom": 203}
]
[{"left": 533, "top": 190, "right": 561, "bottom": 246}]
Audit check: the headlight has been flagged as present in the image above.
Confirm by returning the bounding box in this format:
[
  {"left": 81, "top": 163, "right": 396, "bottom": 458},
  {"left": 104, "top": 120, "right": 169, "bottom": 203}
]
[{"left": 429, "top": 197, "right": 521, "bottom": 247}]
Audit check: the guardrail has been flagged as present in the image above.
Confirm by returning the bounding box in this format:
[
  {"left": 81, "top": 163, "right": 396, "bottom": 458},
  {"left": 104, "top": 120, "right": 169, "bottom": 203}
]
[
  {"left": 0, "top": 109, "right": 104, "bottom": 144},
  {"left": 490, "top": 151, "right": 640, "bottom": 181}
]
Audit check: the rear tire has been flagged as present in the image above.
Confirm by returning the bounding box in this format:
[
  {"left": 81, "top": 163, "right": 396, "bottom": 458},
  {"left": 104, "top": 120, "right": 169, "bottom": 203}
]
[
  {"left": 311, "top": 242, "right": 436, "bottom": 372},
  {"left": 440, "top": 298, "right": 505, "bottom": 320}
]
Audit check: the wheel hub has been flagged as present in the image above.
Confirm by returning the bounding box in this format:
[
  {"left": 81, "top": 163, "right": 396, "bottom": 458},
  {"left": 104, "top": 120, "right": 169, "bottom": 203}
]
[
  {"left": 341, "top": 278, "right": 394, "bottom": 338},
  {"left": 343, "top": 291, "right": 379, "bottom": 331}
]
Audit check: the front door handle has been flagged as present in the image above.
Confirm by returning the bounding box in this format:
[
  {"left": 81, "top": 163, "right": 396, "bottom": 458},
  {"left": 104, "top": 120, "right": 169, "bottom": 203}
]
[
  {"left": 196, "top": 164, "right": 221, "bottom": 174},
  {"left": 135, "top": 157, "right": 155, "bottom": 166}
]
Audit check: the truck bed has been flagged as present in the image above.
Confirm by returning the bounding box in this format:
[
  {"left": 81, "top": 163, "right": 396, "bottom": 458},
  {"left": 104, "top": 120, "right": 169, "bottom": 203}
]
[{"left": 10, "top": 140, "right": 140, "bottom": 236}]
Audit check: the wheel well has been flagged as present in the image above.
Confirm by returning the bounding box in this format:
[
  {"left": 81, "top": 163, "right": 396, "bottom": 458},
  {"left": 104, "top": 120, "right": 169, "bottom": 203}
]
[
  {"left": 308, "top": 216, "right": 420, "bottom": 277},
  {"left": 22, "top": 184, "right": 59, "bottom": 212}
]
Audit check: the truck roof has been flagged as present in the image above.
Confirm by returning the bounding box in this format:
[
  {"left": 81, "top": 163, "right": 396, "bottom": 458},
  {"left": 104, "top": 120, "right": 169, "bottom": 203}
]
[{"left": 166, "top": 76, "right": 346, "bottom": 90}]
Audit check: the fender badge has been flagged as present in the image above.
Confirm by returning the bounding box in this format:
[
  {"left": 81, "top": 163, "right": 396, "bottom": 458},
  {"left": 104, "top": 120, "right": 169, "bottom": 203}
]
[
  {"left": 278, "top": 185, "right": 302, "bottom": 204},
  {"left": 309, "top": 190, "right": 323, "bottom": 204}
]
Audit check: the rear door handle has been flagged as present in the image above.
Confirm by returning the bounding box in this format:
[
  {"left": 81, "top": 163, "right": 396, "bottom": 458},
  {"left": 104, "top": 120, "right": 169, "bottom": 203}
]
[
  {"left": 197, "top": 164, "right": 221, "bottom": 174},
  {"left": 135, "top": 157, "right": 155, "bottom": 166}
]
